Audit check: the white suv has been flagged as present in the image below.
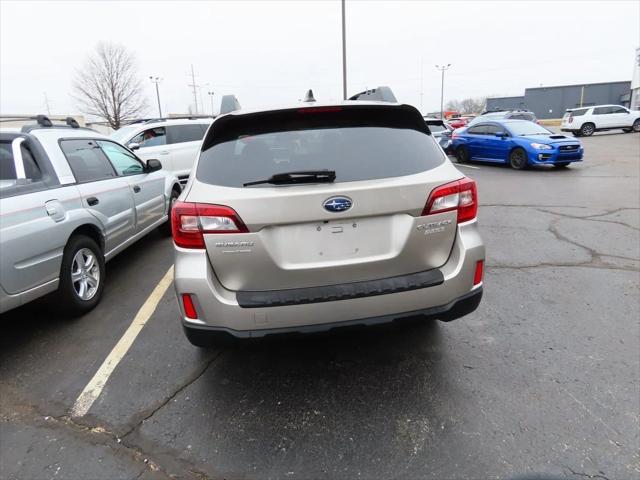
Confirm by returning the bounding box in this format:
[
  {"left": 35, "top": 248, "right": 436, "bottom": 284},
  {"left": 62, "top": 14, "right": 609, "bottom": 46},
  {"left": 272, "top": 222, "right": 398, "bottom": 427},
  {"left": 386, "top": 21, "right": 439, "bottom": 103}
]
[
  {"left": 561, "top": 105, "right": 640, "bottom": 136},
  {"left": 111, "top": 117, "right": 212, "bottom": 184}
]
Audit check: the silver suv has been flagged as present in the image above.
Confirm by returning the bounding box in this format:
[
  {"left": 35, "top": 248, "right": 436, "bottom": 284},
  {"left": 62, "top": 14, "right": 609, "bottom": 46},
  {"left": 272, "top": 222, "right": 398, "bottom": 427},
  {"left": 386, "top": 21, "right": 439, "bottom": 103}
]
[
  {"left": 0, "top": 117, "right": 181, "bottom": 315},
  {"left": 172, "top": 101, "right": 485, "bottom": 346}
]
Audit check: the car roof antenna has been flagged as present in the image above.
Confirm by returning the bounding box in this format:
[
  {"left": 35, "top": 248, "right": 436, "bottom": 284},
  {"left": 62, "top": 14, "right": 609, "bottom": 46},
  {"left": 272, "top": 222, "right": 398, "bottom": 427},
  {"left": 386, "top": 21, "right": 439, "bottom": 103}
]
[{"left": 304, "top": 89, "right": 316, "bottom": 103}]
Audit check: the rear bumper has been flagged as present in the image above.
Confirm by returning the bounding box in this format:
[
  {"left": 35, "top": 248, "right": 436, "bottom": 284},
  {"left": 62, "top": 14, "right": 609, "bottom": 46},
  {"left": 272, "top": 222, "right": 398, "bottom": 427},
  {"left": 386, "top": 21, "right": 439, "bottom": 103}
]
[{"left": 173, "top": 221, "right": 485, "bottom": 336}]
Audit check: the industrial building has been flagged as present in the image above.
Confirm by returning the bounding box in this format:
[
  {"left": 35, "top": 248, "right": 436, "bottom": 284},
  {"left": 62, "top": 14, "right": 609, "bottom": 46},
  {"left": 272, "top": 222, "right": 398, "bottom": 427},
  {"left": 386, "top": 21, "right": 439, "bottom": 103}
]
[{"left": 486, "top": 80, "right": 632, "bottom": 119}]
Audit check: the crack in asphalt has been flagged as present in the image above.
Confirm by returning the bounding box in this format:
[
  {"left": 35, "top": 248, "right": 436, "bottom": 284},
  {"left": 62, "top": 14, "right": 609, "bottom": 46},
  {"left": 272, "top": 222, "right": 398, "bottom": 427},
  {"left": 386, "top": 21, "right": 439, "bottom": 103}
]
[
  {"left": 120, "top": 349, "right": 224, "bottom": 440},
  {"left": 563, "top": 465, "right": 611, "bottom": 480}
]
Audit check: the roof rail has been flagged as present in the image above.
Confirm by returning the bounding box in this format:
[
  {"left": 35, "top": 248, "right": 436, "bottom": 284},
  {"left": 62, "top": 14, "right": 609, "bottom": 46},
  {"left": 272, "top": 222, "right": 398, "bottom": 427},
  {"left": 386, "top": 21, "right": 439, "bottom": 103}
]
[
  {"left": 348, "top": 86, "right": 398, "bottom": 103},
  {"left": 219, "top": 95, "right": 241, "bottom": 115},
  {"left": 12, "top": 114, "right": 97, "bottom": 133},
  {"left": 123, "top": 115, "right": 215, "bottom": 126}
]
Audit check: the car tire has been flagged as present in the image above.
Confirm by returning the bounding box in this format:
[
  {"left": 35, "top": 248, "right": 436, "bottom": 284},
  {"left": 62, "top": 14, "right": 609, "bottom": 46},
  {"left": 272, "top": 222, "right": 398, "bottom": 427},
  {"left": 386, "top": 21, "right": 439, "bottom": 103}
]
[
  {"left": 509, "top": 148, "right": 528, "bottom": 170},
  {"left": 56, "top": 235, "right": 105, "bottom": 316},
  {"left": 159, "top": 187, "right": 180, "bottom": 237},
  {"left": 580, "top": 123, "right": 595, "bottom": 136},
  {"left": 632, "top": 119, "right": 640, "bottom": 133},
  {"left": 455, "top": 146, "right": 469, "bottom": 163},
  {"left": 183, "top": 325, "right": 236, "bottom": 348}
]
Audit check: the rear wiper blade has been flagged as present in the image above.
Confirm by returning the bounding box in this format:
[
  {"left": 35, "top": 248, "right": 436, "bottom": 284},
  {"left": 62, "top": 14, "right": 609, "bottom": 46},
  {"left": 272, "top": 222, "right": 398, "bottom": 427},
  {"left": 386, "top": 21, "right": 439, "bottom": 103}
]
[{"left": 243, "top": 170, "right": 336, "bottom": 187}]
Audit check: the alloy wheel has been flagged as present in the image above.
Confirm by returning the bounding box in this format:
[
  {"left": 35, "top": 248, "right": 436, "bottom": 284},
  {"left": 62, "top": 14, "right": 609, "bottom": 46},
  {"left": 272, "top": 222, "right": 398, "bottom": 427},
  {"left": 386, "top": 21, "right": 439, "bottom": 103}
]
[{"left": 71, "top": 248, "right": 100, "bottom": 301}]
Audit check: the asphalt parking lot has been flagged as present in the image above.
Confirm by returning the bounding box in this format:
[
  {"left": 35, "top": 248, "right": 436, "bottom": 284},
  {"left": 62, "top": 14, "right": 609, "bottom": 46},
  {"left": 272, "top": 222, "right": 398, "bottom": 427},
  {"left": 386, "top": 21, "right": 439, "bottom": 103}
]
[{"left": 1, "top": 131, "right": 638, "bottom": 480}]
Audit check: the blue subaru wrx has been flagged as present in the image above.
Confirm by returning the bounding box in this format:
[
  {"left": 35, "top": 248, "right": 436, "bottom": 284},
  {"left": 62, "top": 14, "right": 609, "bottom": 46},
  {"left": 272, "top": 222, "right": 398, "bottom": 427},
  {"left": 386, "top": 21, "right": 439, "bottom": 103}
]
[{"left": 452, "top": 119, "right": 583, "bottom": 170}]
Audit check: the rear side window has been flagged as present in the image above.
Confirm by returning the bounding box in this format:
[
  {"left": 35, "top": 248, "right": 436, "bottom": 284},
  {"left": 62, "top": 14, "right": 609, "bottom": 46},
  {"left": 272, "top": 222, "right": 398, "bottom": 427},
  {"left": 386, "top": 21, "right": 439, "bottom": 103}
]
[
  {"left": 197, "top": 107, "right": 443, "bottom": 188},
  {"left": 570, "top": 108, "right": 588, "bottom": 117},
  {"left": 0, "top": 142, "right": 42, "bottom": 181},
  {"left": 60, "top": 139, "right": 116, "bottom": 183},
  {"left": 167, "top": 124, "right": 208, "bottom": 144},
  {"left": 467, "top": 125, "right": 488, "bottom": 135}
]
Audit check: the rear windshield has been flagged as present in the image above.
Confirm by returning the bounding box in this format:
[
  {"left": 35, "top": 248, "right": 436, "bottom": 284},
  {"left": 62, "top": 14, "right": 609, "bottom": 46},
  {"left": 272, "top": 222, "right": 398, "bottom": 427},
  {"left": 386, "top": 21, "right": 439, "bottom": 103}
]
[
  {"left": 426, "top": 123, "right": 447, "bottom": 132},
  {"left": 197, "top": 107, "right": 445, "bottom": 188}
]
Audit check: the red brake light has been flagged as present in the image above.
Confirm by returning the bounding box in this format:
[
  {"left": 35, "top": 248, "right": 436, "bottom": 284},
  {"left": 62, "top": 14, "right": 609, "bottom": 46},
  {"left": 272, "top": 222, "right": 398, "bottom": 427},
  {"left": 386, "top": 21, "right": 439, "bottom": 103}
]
[
  {"left": 473, "top": 260, "right": 484, "bottom": 286},
  {"left": 182, "top": 293, "right": 198, "bottom": 319},
  {"left": 422, "top": 177, "right": 478, "bottom": 223},
  {"left": 171, "top": 201, "right": 248, "bottom": 249}
]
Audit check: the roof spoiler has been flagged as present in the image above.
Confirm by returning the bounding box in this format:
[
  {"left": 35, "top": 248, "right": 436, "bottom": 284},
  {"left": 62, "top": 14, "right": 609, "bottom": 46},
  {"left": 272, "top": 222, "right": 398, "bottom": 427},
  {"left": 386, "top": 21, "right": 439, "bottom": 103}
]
[
  {"left": 220, "top": 95, "right": 241, "bottom": 115},
  {"left": 348, "top": 86, "right": 397, "bottom": 103}
]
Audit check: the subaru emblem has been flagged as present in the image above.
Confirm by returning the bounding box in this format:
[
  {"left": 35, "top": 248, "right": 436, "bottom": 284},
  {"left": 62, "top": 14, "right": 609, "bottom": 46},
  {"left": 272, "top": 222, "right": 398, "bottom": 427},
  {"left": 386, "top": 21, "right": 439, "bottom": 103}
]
[{"left": 323, "top": 196, "right": 353, "bottom": 213}]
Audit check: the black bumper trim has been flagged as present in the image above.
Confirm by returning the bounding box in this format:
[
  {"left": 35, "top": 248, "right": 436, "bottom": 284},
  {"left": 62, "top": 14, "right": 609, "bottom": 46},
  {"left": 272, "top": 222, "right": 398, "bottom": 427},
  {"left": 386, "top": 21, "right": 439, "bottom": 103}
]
[
  {"left": 185, "top": 287, "right": 483, "bottom": 339},
  {"left": 236, "top": 268, "right": 445, "bottom": 308}
]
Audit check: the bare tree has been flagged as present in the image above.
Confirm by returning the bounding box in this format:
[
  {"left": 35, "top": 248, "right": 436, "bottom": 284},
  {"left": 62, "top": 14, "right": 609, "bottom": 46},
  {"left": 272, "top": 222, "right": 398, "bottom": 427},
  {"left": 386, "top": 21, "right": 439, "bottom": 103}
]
[
  {"left": 73, "top": 42, "right": 148, "bottom": 129},
  {"left": 446, "top": 97, "right": 487, "bottom": 115}
]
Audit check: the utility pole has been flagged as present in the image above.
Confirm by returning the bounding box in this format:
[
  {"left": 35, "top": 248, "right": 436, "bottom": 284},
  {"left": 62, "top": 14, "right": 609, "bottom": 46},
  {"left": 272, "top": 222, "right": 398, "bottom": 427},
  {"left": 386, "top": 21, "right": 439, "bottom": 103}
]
[
  {"left": 341, "top": 0, "right": 347, "bottom": 100},
  {"left": 208, "top": 91, "right": 215, "bottom": 116},
  {"left": 149, "top": 76, "right": 163, "bottom": 117},
  {"left": 435, "top": 64, "right": 452, "bottom": 119},
  {"left": 43, "top": 92, "right": 51, "bottom": 116},
  {"left": 188, "top": 64, "right": 199, "bottom": 114}
]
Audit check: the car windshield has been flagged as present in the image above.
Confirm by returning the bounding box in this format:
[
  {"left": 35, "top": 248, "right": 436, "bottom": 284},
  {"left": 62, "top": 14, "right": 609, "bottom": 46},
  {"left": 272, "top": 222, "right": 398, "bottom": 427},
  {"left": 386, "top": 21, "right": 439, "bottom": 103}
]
[
  {"left": 507, "top": 122, "right": 552, "bottom": 136},
  {"left": 110, "top": 125, "right": 138, "bottom": 143}
]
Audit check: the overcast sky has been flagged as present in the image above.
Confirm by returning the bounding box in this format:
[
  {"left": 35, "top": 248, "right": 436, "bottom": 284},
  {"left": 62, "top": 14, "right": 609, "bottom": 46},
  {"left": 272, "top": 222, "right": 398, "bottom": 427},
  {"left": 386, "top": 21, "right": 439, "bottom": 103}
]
[{"left": 1, "top": 0, "right": 638, "bottom": 118}]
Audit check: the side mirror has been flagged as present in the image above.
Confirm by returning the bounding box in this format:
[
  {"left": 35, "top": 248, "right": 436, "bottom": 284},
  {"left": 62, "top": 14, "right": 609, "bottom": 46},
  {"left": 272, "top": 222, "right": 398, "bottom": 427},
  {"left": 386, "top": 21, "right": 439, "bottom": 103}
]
[
  {"left": 145, "top": 159, "right": 162, "bottom": 172},
  {"left": 128, "top": 142, "right": 140, "bottom": 151}
]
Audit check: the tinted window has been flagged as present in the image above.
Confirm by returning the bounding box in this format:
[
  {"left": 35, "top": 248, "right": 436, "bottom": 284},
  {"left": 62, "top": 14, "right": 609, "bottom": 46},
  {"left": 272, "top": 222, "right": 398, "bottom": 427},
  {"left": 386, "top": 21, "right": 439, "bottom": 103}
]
[
  {"left": 467, "top": 125, "right": 489, "bottom": 135},
  {"left": 485, "top": 125, "right": 506, "bottom": 135},
  {"left": 611, "top": 107, "right": 628, "bottom": 114},
  {"left": 167, "top": 124, "right": 208, "bottom": 144},
  {"left": 593, "top": 107, "right": 612, "bottom": 115},
  {"left": 60, "top": 139, "right": 116, "bottom": 183},
  {"left": 0, "top": 142, "right": 41, "bottom": 181},
  {"left": 426, "top": 123, "right": 447, "bottom": 133},
  {"left": 197, "top": 127, "right": 444, "bottom": 188},
  {"left": 98, "top": 140, "right": 145, "bottom": 176},
  {"left": 130, "top": 127, "right": 167, "bottom": 147},
  {"left": 570, "top": 108, "right": 588, "bottom": 117},
  {"left": 510, "top": 113, "right": 535, "bottom": 121}
]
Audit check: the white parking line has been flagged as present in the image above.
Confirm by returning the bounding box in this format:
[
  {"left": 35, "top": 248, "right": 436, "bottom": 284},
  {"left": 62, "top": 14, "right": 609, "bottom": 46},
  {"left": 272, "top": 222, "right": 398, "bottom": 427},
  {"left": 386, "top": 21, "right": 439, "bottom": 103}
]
[
  {"left": 457, "top": 164, "right": 481, "bottom": 170},
  {"left": 70, "top": 266, "right": 174, "bottom": 418}
]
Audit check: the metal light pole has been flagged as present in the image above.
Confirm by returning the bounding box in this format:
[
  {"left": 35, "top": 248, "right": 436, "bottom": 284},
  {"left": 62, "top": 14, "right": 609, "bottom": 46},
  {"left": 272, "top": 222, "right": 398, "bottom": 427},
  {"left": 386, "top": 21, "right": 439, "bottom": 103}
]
[
  {"left": 435, "top": 64, "right": 451, "bottom": 119},
  {"left": 149, "top": 76, "right": 162, "bottom": 118},
  {"left": 207, "top": 91, "right": 215, "bottom": 116},
  {"left": 341, "top": 0, "right": 347, "bottom": 100}
]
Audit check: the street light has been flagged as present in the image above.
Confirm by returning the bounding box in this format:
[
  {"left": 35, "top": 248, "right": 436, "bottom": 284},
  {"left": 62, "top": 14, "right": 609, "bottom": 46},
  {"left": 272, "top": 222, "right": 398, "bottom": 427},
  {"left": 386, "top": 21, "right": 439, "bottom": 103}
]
[
  {"left": 341, "top": 0, "right": 347, "bottom": 100},
  {"left": 207, "top": 91, "right": 215, "bottom": 116},
  {"left": 149, "top": 76, "right": 162, "bottom": 118},
  {"left": 435, "top": 64, "right": 452, "bottom": 119}
]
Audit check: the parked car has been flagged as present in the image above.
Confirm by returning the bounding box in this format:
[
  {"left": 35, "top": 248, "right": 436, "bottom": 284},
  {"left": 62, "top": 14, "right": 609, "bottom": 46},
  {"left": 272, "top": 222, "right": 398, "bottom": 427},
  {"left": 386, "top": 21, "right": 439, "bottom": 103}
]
[
  {"left": 467, "top": 110, "right": 538, "bottom": 127},
  {"left": 424, "top": 117, "right": 453, "bottom": 153},
  {"left": 111, "top": 117, "right": 212, "bottom": 185},
  {"left": 448, "top": 116, "right": 475, "bottom": 129},
  {"left": 561, "top": 105, "right": 640, "bottom": 136},
  {"left": 452, "top": 119, "right": 583, "bottom": 170},
  {"left": 172, "top": 100, "right": 485, "bottom": 347},
  {"left": 0, "top": 117, "right": 181, "bottom": 315}
]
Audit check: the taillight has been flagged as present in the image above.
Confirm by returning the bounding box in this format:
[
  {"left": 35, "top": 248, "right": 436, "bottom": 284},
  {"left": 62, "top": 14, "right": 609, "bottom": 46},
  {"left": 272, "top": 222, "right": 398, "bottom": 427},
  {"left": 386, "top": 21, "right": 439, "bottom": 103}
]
[
  {"left": 171, "top": 201, "right": 248, "bottom": 249},
  {"left": 568, "top": 115, "right": 573, "bottom": 124},
  {"left": 422, "top": 177, "right": 478, "bottom": 223}
]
